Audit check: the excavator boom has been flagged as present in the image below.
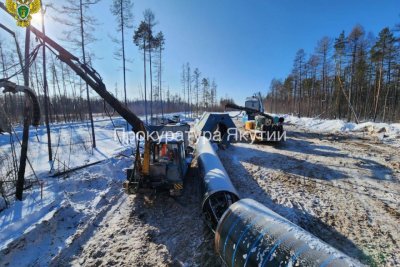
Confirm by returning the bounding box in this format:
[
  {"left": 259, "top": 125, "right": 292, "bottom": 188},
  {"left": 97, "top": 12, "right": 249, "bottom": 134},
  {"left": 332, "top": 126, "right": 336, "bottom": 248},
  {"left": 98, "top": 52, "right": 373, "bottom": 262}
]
[
  {"left": 0, "top": 2, "right": 146, "bottom": 135},
  {"left": 30, "top": 26, "right": 147, "bottom": 135}
]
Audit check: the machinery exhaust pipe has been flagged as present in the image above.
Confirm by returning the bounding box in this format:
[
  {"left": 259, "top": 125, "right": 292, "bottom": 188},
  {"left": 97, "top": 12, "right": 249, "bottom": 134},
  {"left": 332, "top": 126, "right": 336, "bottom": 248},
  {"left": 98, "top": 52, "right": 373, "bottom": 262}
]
[
  {"left": 215, "top": 199, "right": 361, "bottom": 267},
  {"left": 196, "top": 137, "right": 240, "bottom": 230}
]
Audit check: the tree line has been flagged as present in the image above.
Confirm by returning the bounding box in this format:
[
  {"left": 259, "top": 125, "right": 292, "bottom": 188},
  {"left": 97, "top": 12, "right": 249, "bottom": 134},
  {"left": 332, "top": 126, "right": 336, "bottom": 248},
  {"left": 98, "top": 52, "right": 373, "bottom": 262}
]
[
  {"left": 0, "top": 0, "right": 226, "bottom": 129},
  {"left": 180, "top": 62, "right": 219, "bottom": 117},
  {"left": 0, "top": 0, "right": 228, "bottom": 204},
  {"left": 266, "top": 23, "right": 400, "bottom": 123}
]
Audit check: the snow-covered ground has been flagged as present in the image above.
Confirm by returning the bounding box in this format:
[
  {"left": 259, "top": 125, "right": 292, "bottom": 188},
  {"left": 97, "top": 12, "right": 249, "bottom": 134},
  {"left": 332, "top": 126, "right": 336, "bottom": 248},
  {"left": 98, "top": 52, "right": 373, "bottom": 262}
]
[
  {"left": 0, "top": 114, "right": 399, "bottom": 266},
  {"left": 0, "top": 114, "right": 215, "bottom": 266},
  {"left": 282, "top": 114, "right": 400, "bottom": 148},
  {"left": 219, "top": 116, "right": 400, "bottom": 266},
  {"left": 0, "top": 117, "right": 134, "bottom": 266}
]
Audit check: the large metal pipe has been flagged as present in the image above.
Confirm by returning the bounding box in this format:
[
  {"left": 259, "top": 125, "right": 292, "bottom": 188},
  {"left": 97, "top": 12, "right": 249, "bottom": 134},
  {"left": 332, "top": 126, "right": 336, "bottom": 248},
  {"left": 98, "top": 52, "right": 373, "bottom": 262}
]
[
  {"left": 215, "top": 199, "right": 361, "bottom": 267},
  {"left": 225, "top": 103, "right": 274, "bottom": 121},
  {"left": 196, "top": 137, "right": 240, "bottom": 229}
]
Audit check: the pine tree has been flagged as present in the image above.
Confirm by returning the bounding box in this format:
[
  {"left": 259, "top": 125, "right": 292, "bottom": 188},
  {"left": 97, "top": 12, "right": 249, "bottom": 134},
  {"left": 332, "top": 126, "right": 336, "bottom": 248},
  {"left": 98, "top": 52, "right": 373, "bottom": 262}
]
[
  {"left": 371, "top": 27, "right": 396, "bottom": 121},
  {"left": 154, "top": 32, "right": 165, "bottom": 117},
  {"left": 143, "top": 9, "right": 157, "bottom": 120},
  {"left": 347, "top": 25, "right": 364, "bottom": 121},
  {"left": 134, "top": 21, "right": 150, "bottom": 124}
]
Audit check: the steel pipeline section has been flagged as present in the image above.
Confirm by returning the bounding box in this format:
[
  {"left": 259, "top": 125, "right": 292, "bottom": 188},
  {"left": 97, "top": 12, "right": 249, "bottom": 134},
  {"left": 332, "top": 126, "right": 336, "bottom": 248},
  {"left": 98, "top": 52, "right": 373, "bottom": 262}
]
[
  {"left": 215, "top": 198, "right": 360, "bottom": 267},
  {"left": 195, "top": 137, "right": 361, "bottom": 266},
  {"left": 196, "top": 136, "right": 240, "bottom": 229}
]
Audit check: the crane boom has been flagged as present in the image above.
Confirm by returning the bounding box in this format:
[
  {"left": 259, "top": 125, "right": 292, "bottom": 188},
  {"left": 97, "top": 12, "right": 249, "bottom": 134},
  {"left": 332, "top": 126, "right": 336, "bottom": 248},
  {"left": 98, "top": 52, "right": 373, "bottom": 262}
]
[
  {"left": 0, "top": 2, "right": 146, "bottom": 135},
  {"left": 225, "top": 102, "right": 273, "bottom": 121}
]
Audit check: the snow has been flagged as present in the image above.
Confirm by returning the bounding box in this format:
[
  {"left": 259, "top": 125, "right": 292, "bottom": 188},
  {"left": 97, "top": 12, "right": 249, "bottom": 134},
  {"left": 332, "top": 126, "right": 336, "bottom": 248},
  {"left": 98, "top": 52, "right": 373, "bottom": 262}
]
[
  {"left": 0, "top": 113, "right": 399, "bottom": 266},
  {"left": 0, "top": 117, "right": 133, "bottom": 265},
  {"left": 0, "top": 113, "right": 217, "bottom": 266},
  {"left": 282, "top": 114, "right": 400, "bottom": 147},
  {"left": 219, "top": 116, "right": 400, "bottom": 266}
]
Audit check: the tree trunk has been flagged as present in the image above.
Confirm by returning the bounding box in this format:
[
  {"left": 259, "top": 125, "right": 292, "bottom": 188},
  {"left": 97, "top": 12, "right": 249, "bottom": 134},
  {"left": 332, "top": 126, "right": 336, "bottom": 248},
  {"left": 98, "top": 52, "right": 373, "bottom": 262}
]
[
  {"left": 80, "top": 0, "right": 96, "bottom": 148},
  {"left": 16, "top": 27, "right": 31, "bottom": 201},
  {"left": 143, "top": 39, "right": 148, "bottom": 124},
  {"left": 382, "top": 59, "right": 392, "bottom": 122},
  {"left": 160, "top": 47, "right": 164, "bottom": 118},
  {"left": 120, "top": 0, "right": 128, "bottom": 130},
  {"left": 149, "top": 46, "right": 153, "bottom": 120},
  {"left": 373, "top": 62, "right": 383, "bottom": 122}
]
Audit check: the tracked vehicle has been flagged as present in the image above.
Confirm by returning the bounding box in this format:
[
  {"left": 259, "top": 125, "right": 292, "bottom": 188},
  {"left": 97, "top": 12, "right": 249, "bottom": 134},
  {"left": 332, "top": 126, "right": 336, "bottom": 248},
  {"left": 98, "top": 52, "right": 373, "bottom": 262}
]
[
  {"left": 225, "top": 93, "right": 285, "bottom": 142},
  {"left": 1, "top": 3, "right": 193, "bottom": 196}
]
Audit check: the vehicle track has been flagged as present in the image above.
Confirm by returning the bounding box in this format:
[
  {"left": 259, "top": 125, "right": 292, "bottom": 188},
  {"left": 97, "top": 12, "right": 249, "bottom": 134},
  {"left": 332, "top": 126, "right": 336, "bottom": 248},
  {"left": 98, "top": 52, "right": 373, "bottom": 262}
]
[
  {"left": 67, "top": 165, "right": 220, "bottom": 267},
  {"left": 218, "top": 124, "right": 400, "bottom": 266}
]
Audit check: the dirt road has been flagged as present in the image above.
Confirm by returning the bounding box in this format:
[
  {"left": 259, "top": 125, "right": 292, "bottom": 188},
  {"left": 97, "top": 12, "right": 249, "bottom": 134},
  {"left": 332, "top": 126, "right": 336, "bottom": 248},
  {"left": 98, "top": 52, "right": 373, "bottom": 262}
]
[
  {"left": 56, "top": 123, "right": 399, "bottom": 266},
  {"left": 218, "top": 123, "right": 400, "bottom": 267},
  {"left": 58, "top": 169, "right": 221, "bottom": 267}
]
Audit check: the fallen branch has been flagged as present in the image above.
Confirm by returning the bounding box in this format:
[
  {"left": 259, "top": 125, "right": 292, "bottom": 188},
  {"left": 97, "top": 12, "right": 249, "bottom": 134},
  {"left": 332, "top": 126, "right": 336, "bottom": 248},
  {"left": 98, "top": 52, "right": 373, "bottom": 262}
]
[{"left": 50, "top": 160, "right": 106, "bottom": 177}]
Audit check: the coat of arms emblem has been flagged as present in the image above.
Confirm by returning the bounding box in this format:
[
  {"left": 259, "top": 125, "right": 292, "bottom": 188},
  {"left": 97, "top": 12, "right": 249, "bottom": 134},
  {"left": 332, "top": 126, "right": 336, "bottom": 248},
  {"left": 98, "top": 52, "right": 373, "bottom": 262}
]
[{"left": 5, "top": 0, "right": 41, "bottom": 27}]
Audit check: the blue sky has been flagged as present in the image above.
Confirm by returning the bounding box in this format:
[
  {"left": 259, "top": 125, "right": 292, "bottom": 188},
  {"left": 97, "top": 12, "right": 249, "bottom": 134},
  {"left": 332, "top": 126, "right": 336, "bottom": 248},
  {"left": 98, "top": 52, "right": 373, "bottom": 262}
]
[{"left": 1, "top": 0, "right": 400, "bottom": 103}]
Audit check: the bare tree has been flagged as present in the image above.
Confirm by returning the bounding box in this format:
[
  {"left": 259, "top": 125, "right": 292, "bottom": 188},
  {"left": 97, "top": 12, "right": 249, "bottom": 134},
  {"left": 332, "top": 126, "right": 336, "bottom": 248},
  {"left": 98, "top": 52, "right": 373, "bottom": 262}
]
[
  {"left": 186, "top": 63, "right": 191, "bottom": 117},
  {"left": 293, "top": 49, "right": 306, "bottom": 117},
  {"left": 180, "top": 64, "right": 186, "bottom": 115},
  {"left": 52, "top": 0, "right": 102, "bottom": 148},
  {"left": 193, "top": 68, "right": 201, "bottom": 116},
  {"left": 110, "top": 0, "right": 134, "bottom": 129},
  {"left": 40, "top": 1, "right": 52, "bottom": 161},
  {"left": 316, "top": 37, "right": 331, "bottom": 114}
]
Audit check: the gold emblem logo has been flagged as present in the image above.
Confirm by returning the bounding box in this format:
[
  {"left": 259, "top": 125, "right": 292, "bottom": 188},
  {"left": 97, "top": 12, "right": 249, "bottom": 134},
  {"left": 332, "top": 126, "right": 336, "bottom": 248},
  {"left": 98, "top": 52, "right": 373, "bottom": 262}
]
[{"left": 5, "top": 0, "right": 41, "bottom": 27}]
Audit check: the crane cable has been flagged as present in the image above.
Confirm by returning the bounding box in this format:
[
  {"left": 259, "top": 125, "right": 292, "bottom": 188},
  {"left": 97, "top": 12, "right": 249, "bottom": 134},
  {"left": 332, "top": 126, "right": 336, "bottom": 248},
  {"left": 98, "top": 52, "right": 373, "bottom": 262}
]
[
  {"left": 1, "top": 44, "right": 42, "bottom": 82},
  {"left": 103, "top": 100, "right": 123, "bottom": 145}
]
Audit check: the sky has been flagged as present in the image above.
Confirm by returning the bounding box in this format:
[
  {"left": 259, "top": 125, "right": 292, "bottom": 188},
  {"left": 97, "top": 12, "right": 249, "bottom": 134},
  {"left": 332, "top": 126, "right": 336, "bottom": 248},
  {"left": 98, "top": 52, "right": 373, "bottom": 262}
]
[{"left": 1, "top": 0, "right": 400, "bottom": 103}]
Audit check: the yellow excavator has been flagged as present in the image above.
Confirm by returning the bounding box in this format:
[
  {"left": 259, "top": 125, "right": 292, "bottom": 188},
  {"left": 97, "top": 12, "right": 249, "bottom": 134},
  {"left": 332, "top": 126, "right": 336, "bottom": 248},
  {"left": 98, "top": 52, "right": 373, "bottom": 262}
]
[
  {"left": 125, "top": 124, "right": 192, "bottom": 196},
  {"left": 0, "top": 3, "right": 192, "bottom": 196}
]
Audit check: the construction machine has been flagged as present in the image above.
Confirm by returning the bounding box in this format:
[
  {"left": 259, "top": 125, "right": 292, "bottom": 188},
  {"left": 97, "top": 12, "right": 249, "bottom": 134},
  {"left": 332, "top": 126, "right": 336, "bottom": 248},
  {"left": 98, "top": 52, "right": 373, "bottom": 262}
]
[
  {"left": 225, "top": 93, "right": 285, "bottom": 142},
  {"left": 127, "top": 123, "right": 192, "bottom": 196},
  {"left": 0, "top": 3, "right": 192, "bottom": 196},
  {"left": 243, "top": 92, "right": 265, "bottom": 120}
]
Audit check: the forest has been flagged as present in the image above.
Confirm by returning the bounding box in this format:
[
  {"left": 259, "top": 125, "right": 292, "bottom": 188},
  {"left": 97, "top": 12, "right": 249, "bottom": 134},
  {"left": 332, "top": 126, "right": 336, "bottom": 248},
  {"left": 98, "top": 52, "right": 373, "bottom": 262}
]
[
  {"left": 1, "top": 2, "right": 400, "bottom": 266},
  {"left": 0, "top": 0, "right": 233, "bottom": 205},
  {"left": 266, "top": 23, "right": 400, "bottom": 123},
  {"left": 0, "top": 0, "right": 225, "bottom": 132}
]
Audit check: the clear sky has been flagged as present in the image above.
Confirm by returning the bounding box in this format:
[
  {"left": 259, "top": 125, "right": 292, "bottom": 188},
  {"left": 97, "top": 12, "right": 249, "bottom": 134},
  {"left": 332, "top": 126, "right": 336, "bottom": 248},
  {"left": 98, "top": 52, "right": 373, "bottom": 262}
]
[{"left": 1, "top": 0, "right": 400, "bottom": 103}]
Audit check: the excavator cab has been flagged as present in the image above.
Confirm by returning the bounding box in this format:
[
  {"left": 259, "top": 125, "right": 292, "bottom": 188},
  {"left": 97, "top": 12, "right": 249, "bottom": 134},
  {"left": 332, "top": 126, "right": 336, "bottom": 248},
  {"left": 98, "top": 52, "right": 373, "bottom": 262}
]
[
  {"left": 148, "top": 138, "right": 188, "bottom": 196},
  {"left": 125, "top": 125, "right": 192, "bottom": 196}
]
